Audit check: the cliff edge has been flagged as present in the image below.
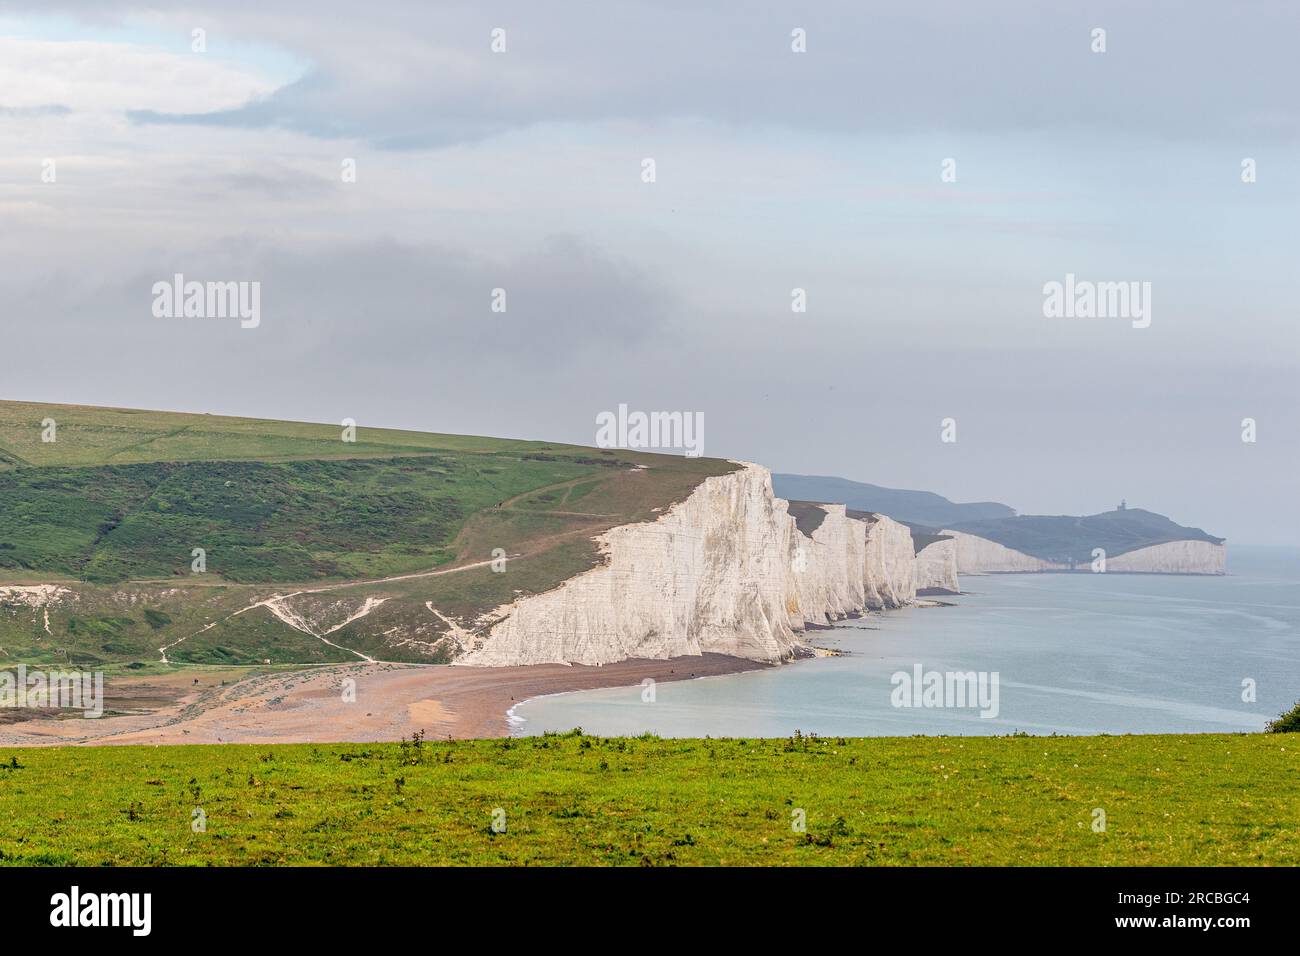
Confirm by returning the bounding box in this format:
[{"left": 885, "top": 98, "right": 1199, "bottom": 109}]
[{"left": 460, "top": 464, "right": 921, "bottom": 666}]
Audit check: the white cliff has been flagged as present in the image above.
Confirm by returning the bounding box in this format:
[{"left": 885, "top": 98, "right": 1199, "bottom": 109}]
[
  {"left": 461, "top": 462, "right": 801, "bottom": 666},
  {"left": 941, "top": 529, "right": 1066, "bottom": 573},
  {"left": 940, "top": 529, "right": 1224, "bottom": 575},
  {"left": 460, "top": 463, "right": 921, "bottom": 667},
  {"left": 914, "top": 537, "right": 960, "bottom": 593},
  {"left": 1105, "top": 540, "right": 1226, "bottom": 574},
  {"left": 860, "top": 514, "right": 917, "bottom": 609},
  {"left": 790, "top": 504, "right": 867, "bottom": 625}
]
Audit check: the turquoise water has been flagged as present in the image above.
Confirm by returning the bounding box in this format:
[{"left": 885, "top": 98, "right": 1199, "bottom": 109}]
[{"left": 513, "top": 546, "right": 1300, "bottom": 738}]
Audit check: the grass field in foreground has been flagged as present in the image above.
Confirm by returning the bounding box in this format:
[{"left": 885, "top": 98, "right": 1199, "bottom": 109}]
[{"left": 1, "top": 732, "right": 1295, "bottom": 865}]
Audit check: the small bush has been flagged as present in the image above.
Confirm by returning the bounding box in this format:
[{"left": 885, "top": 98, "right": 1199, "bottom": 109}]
[{"left": 1265, "top": 701, "right": 1300, "bottom": 733}]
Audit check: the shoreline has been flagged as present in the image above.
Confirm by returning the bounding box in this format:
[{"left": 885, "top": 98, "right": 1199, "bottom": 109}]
[
  {"left": 498, "top": 653, "right": 779, "bottom": 736},
  {"left": 0, "top": 654, "right": 772, "bottom": 747},
  {"left": 506, "top": 657, "right": 788, "bottom": 736},
  {"left": 957, "top": 569, "right": 1226, "bottom": 577}
]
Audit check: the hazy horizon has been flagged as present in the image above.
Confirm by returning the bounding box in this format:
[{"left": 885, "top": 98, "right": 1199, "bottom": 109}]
[{"left": 2, "top": 1, "right": 1297, "bottom": 544}]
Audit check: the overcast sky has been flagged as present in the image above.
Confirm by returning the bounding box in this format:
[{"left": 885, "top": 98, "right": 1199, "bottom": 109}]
[{"left": 1, "top": 1, "right": 1296, "bottom": 544}]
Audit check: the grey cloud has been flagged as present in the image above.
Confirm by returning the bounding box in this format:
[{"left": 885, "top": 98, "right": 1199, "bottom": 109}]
[
  {"left": 89, "top": 0, "right": 1300, "bottom": 149},
  {"left": 181, "top": 162, "right": 339, "bottom": 202},
  {"left": 128, "top": 72, "right": 513, "bottom": 150},
  {"left": 2, "top": 1, "right": 1297, "bottom": 546},
  {"left": 2, "top": 233, "right": 673, "bottom": 365}
]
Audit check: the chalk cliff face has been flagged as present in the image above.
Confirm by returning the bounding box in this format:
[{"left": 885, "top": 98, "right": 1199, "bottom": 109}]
[
  {"left": 460, "top": 463, "right": 922, "bottom": 667},
  {"left": 914, "top": 538, "right": 960, "bottom": 593},
  {"left": 861, "top": 514, "right": 916, "bottom": 609},
  {"left": 941, "top": 530, "right": 1065, "bottom": 573},
  {"left": 791, "top": 504, "right": 866, "bottom": 624},
  {"left": 1104, "top": 540, "right": 1226, "bottom": 574},
  {"left": 460, "top": 462, "right": 799, "bottom": 666},
  {"left": 941, "top": 529, "right": 1225, "bottom": 575}
]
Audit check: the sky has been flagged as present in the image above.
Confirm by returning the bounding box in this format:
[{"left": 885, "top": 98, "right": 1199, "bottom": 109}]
[{"left": 0, "top": 1, "right": 1296, "bottom": 544}]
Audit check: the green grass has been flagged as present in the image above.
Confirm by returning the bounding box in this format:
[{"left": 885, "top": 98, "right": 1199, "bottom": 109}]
[
  {"left": 0, "top": 400, "right": 563, "bottom": 468},
  {"left": 0, "top": 732, "right": 1295, "bottom": 865},
  {"left": 0, "top": 400, "right": 736, "bottom": 665},
  {"left": 0, "top": 455, "right": 595, "bottom": 583}
]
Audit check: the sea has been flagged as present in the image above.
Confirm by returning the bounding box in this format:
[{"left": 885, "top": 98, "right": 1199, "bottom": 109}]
[{"left": 512, "top": 545, "right": 1300, "bottom": 738}]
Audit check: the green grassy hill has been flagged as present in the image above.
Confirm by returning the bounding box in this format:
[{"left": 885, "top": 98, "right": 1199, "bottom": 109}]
[
  {"left": 0, "top": 400, "right": 735, "bottom": 666},
  {"left": 0, "top": 732, "right": 1293, "bottom": 865}
]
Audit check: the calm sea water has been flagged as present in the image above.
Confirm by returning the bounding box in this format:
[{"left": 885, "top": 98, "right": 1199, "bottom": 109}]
[{"left": 513, "top": 546, "right": 1300, "bottom": 738}]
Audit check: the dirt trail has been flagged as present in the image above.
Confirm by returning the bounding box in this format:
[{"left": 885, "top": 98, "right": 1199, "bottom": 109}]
[
  {"left": 157, "top": 555, "right": 522, "bottom": 662},
  {"left": 496, "top": 473, "right": 597, "bottom": 510},
  {"left": 23, "top": 465, "right": 645, "bottom": 667}
]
